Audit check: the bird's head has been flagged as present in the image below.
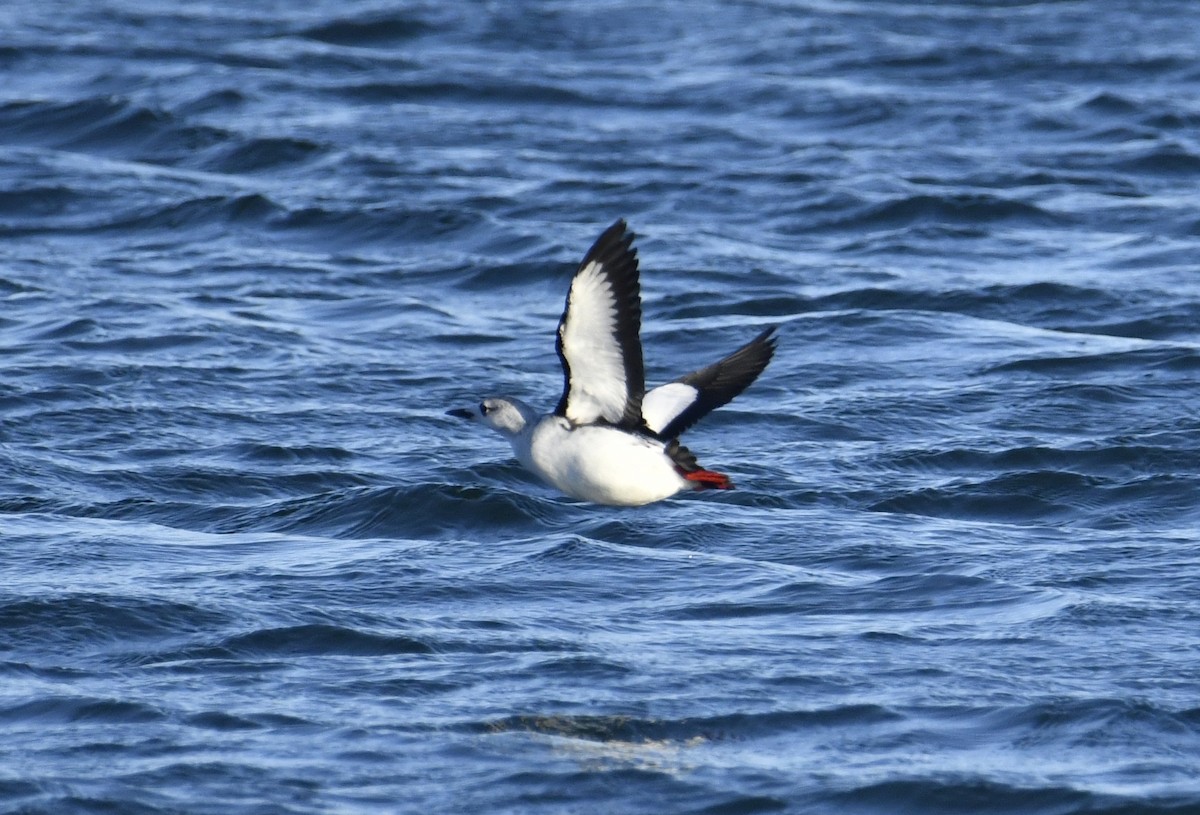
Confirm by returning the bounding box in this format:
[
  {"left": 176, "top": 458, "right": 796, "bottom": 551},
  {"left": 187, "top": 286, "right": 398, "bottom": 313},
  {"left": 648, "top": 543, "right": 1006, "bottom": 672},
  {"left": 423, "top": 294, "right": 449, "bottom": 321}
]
[{"left": 446, "top": 397, "right": 536, "bottom": 437}]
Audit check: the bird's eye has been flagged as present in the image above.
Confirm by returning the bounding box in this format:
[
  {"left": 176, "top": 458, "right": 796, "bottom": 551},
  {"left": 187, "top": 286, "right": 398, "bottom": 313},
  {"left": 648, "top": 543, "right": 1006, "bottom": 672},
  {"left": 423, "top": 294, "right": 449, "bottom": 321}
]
[{"left": 479, "top": 402, "right": 491, "bottom": 415}]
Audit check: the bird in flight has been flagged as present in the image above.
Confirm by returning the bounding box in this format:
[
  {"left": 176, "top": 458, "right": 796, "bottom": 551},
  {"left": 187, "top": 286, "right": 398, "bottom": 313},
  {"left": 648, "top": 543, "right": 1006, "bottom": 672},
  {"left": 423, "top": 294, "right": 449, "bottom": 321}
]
[{"left": 448, "top": 219, "right": 776, "bottom": 506}]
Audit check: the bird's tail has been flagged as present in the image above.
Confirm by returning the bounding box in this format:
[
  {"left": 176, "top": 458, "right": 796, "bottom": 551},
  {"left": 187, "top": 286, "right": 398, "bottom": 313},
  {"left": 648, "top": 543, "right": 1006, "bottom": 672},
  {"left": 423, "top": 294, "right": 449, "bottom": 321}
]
[{"left": 666, "top": 440, "right": 734, "bottom": 490}]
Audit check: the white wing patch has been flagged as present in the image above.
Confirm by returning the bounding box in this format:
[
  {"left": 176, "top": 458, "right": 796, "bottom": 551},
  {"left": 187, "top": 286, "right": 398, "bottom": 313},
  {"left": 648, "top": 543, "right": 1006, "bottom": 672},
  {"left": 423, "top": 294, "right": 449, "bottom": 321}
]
[
  {"left": 641, "top": 382, "right": 699, "bottom": 436},
  {"left": 559, "top": 260, "right": 630, "bottom": 425}
]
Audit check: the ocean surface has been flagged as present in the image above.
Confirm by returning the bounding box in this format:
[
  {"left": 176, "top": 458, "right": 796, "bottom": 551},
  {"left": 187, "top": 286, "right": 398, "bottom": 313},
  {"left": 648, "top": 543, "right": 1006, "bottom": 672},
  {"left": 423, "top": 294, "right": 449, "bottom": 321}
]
[{"left": 2, "top": 2, "right": 1199, "bottom": 813}]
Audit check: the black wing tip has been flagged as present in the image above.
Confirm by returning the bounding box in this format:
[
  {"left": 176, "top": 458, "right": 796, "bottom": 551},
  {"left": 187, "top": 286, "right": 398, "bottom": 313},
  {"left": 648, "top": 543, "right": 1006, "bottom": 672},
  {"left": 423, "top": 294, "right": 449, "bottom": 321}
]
[
  {"left": 731, "top": 325, "right": 779, "bottom": 370},
  {"left": 605, "top": 217, "right": 629, "bottom": 237},
  {"left": 725, "top": 326, "right": 778, "bottom": 365},
  {"left": 583, "top": 218, "right": 637, "bottom": 268},
  {"left": 754, "top": 325, "right": 780, "bottom": 364},
  {"left": 682, "top": 325, "right": 779, "bottom": 387},
  {"left": 752, "top": 324, "right": 779, "bottom": 350}
]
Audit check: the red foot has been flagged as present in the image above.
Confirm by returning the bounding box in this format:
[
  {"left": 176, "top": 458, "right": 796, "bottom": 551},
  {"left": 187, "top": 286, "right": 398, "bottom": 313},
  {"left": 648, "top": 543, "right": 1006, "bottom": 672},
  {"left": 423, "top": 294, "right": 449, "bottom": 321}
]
[{"left": 683, "top": 469, "right": 734, "bottom": 490}]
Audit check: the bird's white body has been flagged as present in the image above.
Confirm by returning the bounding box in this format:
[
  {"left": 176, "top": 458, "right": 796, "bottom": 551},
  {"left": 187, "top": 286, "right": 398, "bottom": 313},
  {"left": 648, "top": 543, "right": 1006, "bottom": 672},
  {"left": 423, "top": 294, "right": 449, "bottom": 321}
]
[
  {"left": 448, "top": 220, "right": 776, "bottom": 507},
  {"left": 477, "top": 398, "right": 689, "bottom": 506},
  {"left": 526, "top": 420, "right": 687, "bottom": 506}
]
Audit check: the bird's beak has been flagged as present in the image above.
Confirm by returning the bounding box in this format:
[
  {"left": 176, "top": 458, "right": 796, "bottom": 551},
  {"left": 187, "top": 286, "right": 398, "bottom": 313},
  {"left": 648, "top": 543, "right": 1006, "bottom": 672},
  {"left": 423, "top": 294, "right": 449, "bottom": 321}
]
[{"left": 446, "top": 408, "right": 474, "bottom": 420}]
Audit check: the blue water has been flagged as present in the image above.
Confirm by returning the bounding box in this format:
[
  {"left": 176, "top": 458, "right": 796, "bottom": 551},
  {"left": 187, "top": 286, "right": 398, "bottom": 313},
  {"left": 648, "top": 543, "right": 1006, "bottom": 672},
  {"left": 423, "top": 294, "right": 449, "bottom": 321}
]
[{"left": 3, "top": 1, "right": 1199, "bottom": 813}]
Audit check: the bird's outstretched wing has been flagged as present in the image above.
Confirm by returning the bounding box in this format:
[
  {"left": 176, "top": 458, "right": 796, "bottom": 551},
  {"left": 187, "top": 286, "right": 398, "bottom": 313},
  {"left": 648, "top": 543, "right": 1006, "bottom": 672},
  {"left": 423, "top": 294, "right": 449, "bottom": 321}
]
[
  {"left": 641, "top": 327, "right": 777, "bottom": 440},
  {"left": 553, "top": 219, "right": 646, "bottom": 429}
]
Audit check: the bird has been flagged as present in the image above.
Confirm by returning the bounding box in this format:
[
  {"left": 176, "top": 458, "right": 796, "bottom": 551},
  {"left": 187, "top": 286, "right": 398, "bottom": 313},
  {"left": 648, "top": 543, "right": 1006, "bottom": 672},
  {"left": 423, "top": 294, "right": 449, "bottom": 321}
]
[{"left": 447, "top": 219, "right": 776, "bottom": 506}]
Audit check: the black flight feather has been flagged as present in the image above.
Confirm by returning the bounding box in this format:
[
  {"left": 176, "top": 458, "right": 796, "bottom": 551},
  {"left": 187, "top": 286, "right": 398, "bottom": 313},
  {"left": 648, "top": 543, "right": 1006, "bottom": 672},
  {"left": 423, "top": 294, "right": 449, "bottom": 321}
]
[{"left": 654, "top": 326, "right": 777, "bottom": 441}]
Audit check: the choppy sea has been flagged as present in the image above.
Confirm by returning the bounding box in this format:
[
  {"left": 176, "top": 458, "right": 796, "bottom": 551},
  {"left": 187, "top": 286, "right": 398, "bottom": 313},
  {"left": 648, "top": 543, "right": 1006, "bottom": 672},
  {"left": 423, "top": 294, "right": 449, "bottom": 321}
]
[{"left": 3, "top": 2, "right": 1199, "bottom": 813}]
